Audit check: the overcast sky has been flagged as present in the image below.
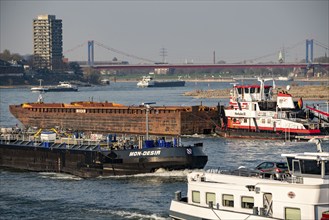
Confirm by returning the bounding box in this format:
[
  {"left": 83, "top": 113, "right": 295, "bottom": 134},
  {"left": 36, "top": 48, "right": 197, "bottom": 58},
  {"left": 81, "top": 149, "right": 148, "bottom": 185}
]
[{"left": 1, "top": 0, "right": 328, "bottom": 64}]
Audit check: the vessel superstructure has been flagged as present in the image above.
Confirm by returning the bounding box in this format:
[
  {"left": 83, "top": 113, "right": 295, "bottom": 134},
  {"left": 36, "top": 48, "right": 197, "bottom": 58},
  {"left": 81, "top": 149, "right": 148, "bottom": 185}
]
[{"left": 169, "top": 140, "right": 329, "bottom": 220}]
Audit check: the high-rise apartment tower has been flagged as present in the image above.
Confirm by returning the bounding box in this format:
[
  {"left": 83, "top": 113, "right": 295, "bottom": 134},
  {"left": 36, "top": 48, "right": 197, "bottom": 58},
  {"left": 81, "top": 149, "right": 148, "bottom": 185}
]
[{"left": 33, "top": 14, "right": 63, "bottom": 70}]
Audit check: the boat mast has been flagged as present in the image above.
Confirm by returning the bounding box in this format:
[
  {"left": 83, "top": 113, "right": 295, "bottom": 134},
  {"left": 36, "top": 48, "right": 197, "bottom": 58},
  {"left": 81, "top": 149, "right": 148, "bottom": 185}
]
[
  {"left": 258, "top": 77, "right": 274, "bottom": 101},
  {"left": 143, "top": 102, "right": 156, "bottom": 140}
]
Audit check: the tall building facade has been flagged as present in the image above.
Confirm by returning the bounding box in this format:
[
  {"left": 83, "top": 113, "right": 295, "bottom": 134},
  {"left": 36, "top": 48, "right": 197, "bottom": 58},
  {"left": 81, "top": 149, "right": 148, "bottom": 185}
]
[{"left": 33, "top": 14, "right": 63, "bottom": 70}]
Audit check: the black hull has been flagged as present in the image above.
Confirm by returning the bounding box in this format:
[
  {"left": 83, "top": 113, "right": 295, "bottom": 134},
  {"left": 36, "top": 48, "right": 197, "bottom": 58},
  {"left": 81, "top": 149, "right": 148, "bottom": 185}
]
[
  {"left": 150, "top": 81, "right": 185, "bottom": 87},
  {"left": 0, "top": 141, "right": 207, "bottom": 177},
  {"left": 46, "top": 88, "right": 78, "bottom": 92}
]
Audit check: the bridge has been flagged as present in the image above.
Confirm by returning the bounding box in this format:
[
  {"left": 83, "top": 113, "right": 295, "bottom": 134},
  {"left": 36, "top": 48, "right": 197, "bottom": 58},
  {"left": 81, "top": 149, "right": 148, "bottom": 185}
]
[
  {"left": 65, "top": 39, "right": 329, "bottom": 70},
  {"left": 88, "top": 63, "right": 329, "bottom": 70}
]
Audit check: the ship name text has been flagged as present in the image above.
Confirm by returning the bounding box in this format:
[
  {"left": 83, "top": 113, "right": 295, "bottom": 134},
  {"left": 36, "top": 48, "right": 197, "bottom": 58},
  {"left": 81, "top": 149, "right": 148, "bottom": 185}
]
[
  {"left": 234, "top": 112, "right": 246, "bottom": 116},
  {"left": 129, "top": 150, "right": 161, "bottom": 157}
]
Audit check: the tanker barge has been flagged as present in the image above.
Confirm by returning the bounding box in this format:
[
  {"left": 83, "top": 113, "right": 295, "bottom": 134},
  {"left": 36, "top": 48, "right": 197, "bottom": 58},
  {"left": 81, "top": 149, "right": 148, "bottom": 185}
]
[
  {"left": 9, "top": 101, "right": 219, "bottom": 136},
  {"left": 0, "top": 132, "right": 208, "bottom": 177}
]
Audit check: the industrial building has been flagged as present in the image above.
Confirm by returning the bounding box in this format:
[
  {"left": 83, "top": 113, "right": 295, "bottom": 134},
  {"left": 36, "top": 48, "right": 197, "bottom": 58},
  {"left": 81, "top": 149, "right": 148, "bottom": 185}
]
[{"left": 33, "top": 14, "right": 63, "bottom": 70}]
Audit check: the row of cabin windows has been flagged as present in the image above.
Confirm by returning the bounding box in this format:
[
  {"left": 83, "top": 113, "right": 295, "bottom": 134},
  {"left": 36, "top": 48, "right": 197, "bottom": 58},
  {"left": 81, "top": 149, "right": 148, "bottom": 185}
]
[
  {"left": 237, "top": 87, "right": 261, "bottom": 94},
  {"left": 237, "top": 87, "right": 271, "bottom": 94},
  {"left": 192, "top": 191, "right": 254, "bottom": 209},
  {"left": 232, "top": 118, "right": 272, "bottom": 124},
  {"left": 30, "top": 108, "right": 175, "bottom": 114},
  {"left": 192, "top": 191, "right": 301, "bottom": 220}
]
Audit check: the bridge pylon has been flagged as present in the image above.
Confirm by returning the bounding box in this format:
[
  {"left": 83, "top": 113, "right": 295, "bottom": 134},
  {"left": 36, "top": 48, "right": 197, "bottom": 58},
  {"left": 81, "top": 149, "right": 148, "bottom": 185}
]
[
  {"left": 88, "top": 40, "right": 94, "bottom": 66},
  {"left": 306, "top": 39, "right": 314, "bottom": 65}
]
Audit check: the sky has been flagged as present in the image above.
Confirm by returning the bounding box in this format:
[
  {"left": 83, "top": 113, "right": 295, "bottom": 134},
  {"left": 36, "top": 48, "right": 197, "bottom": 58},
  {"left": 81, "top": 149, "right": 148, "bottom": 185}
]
[{"left": 0, "top": 0, "right": 328, "bottom": 64}]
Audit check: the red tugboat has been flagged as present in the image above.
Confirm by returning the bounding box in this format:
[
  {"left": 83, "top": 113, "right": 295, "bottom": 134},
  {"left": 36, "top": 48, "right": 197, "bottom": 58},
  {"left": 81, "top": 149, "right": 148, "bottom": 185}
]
[{"left": 217, "top": 78, "right": 329, "bottom": 140}]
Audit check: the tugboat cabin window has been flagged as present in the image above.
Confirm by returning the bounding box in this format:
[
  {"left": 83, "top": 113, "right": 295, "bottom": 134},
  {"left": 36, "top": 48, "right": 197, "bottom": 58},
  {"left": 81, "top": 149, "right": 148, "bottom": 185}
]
[
  {"left": 192, "top": 191, "right": 200, "bottom": 203},
  {"left": 222, "top": 194, "right": 234, "bottom": 207},
  {"left": 206, "top": 192, "right": 216, "bottom": 205},
  {"left": 241, "top": 196, "right": 254, "bottom": 209},
  {"left": 264, "top": 87, "right": 270, "bottom": 95},
  {"left": 285, "top": 207, "right": 301, "bottom": 220}
]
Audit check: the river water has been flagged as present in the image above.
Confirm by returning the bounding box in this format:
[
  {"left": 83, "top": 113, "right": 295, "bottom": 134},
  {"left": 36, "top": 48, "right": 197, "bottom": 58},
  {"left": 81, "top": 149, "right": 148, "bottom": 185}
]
[{"left": 0, "top": 80, "right": 327, "bottom": 220}]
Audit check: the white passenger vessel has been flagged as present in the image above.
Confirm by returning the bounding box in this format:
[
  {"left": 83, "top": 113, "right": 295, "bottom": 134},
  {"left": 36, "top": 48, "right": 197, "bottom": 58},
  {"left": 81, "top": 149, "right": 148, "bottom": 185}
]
[
  {"left": 217, "top": 78, "right": 329, "bottom": 140},
  {"left": 169, "top": 140, "right": 329, "bottom": 220}
]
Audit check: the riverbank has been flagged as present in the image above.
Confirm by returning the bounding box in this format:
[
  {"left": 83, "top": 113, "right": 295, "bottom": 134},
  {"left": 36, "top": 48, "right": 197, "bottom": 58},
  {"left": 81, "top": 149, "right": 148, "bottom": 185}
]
[{"left": 184, "top": 85, "right": 329, "bottom": 100}]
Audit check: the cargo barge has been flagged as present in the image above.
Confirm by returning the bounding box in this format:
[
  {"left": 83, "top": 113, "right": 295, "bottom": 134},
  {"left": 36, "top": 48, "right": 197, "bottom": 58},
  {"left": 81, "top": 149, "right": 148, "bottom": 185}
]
[
  {"left": 0, "top": 132, "right": 208, "bottom": 177},
  {"left": 9, "top": 101, "right": 220, "bottom": 136}
]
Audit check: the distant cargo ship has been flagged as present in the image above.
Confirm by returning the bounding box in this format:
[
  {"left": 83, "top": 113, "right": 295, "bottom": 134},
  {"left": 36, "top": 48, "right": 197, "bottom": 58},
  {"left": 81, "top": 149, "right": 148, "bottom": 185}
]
[
  {"left": 137, "top": 76, "right": 185, "bottom": 88},
  {"left": 31, "top": 81, "right": 78, "bottom": 92},
  {"left": 9, "top": 101, "right": 220, "bottom": 136}
]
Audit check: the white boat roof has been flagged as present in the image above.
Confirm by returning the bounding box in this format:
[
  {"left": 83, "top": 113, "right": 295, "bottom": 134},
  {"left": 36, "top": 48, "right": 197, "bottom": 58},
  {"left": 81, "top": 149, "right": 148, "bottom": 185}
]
[{"left": 281, "top": 152, "right": 329, "bottom": 161}]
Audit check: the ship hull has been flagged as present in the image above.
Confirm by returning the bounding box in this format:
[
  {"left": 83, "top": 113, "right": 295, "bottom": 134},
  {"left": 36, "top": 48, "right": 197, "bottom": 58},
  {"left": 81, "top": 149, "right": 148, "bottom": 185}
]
[
  {"left": 0, "top": 141, "right": 207, "bottom": 177},
  {"left": 216, "top": 128, "right": 328, "bottom": 140},
  {"left": 150, "top": 81, "right": 185, "bottom": 87},
  {"left": 217, "top": 129, "right": 289, "bottom": 140},
  {"left": 9, "top": 103, "right": 219, "bottom": 136},
  {"left": 46, "top": 87, "right": 78, "bottom": 92}
]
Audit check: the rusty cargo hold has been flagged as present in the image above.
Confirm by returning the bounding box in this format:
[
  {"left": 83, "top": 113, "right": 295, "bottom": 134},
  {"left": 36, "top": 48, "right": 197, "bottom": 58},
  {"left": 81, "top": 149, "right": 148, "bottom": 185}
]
[{"left": 9, "top": 102, "right": 220, "bottom": 135}]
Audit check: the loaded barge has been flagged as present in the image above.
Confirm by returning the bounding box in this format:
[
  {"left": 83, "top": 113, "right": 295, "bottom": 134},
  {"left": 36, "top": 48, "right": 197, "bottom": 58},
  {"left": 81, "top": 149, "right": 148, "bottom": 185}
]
[
  {"left": 9, "top": 101, "right": 219, "bottom": 136},
  {"left": 0, "top": 131, "right": 208, "bottom": 177}
]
